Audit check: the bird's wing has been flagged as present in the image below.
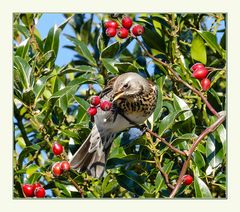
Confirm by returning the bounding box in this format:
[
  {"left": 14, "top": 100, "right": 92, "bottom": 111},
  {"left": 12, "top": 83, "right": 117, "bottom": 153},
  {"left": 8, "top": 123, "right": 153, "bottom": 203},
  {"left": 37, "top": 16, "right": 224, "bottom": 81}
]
[{"left": 99, "top": 76, "right": 117, "bottom": 98}]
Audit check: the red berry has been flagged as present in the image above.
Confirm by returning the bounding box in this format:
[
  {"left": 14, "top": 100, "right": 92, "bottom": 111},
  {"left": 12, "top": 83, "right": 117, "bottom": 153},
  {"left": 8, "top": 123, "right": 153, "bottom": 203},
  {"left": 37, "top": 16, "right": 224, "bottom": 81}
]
[
  {"left": 132, "top": 25, "right": 144, "bottom": 36},
  {"left": 34, "top": 187, "right": 45, "bottom": 198},
  {"left": 52, "top": 162, "right": 63, "bottom": 177},
  {"left": 182, "top": 175, "right": 193, "bottom": 185},
  {"left": 33, "top": 182, "right": 42, "bottom": 191},
  {"left": 100, "top": 100, "right": 112, "bottom": 111},
  {"left": 117, "top": 27, "right": 129, "bottom": 39},
  {"left": 52, "top": 142, "right": 63, "bottom": 155},
  {"left": 104, "top": 20, "right": 118, "bottom": 29},
  {"left": 192, "top": 67, "right": 208, "bottom": 80},
  {"left": 105, "top": 27, "right": 117, "bottom": 37},
  {"left": 122, "top": 16, "right": 133, "bottom": 29},
  {"left": 87, "top": 107, "right": 97, "bottom": 116},
  {"left": 22, "top": 184, "right": 34, "bottom": 197},
  {"left": 60, "top": 161, "right": 70, "bottom": 172},
  {"left": 90, "top": 95, "right": 101, "bottom": 106},
  {"left": 191, "top": 63, "right": 205, "bottom": 72},
  {"left": 201, "top": 78, "right": 211, "bottom": 91}
]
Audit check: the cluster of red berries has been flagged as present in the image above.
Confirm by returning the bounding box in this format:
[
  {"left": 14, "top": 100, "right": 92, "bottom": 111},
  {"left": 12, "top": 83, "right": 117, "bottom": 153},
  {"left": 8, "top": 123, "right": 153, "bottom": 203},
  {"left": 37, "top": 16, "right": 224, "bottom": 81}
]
[
  {"left": 22, "top": 182, "right": 45, "bottom": 198},
  {"left": 51, "top": 142, "right": 71, "bottom": 177},
  {"left": 191, "top": 63, "right": 211, "bottom": 91},
  {"left": 182, "top": 174, "right": 193, "bottom": 186},
  {"left": 87, "top": 95, "right": 112, "bottom": 116},
  {"left": 105, "top": 16, "right": 144, "bottom": 39}
]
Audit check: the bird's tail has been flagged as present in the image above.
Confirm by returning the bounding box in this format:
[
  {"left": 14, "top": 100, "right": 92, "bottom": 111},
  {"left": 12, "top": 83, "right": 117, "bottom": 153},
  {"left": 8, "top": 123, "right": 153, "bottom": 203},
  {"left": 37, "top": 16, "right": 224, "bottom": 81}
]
[{"left": 69, "top": 125, "right": 114, "bottom": 178}]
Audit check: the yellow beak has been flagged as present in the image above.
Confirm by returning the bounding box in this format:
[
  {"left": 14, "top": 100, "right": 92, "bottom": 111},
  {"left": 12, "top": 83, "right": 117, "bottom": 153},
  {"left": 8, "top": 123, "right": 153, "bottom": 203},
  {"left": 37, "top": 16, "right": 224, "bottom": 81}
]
[{"left": 113, "top": 91, "right": 124, "bottom": 102}]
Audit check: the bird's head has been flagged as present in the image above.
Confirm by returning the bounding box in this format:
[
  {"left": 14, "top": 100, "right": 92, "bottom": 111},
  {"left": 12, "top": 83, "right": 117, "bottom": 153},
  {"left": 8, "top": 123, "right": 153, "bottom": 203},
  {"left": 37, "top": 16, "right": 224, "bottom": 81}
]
[{"left": 112, "top": 72, "right": 150, "bottom": 102}]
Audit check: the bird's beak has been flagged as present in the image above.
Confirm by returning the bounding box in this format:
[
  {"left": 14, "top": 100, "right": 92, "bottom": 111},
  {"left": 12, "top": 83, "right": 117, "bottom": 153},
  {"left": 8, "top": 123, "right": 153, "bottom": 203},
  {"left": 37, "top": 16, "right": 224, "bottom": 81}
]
[{"left": 113, "top": 91, "right": 124, "bottom": 102}]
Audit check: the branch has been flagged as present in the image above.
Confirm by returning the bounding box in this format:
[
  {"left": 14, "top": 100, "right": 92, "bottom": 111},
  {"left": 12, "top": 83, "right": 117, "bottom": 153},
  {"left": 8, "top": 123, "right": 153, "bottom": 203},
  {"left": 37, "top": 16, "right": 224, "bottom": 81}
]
[
  {"left": 169, "top": 113, "right": 226, "bottom": 198},
  {"left": 67, "top": 174, "right": 84, "bottom": 197},
  {"left": 136, "top": 37, "right": 220, "bottom": 118},
  {"left": 145, "top": 128, "right": 187, "bottom": 156},
  {"left": 14, "top": 103, "right": 31, "bottom": 146}
]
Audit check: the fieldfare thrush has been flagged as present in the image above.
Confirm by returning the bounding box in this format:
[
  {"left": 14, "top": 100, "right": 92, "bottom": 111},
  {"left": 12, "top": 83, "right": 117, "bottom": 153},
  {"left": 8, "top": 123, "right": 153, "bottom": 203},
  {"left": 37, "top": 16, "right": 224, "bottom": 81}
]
[{"left": 70, "top": 72, "right": 158, "bottom": 178}]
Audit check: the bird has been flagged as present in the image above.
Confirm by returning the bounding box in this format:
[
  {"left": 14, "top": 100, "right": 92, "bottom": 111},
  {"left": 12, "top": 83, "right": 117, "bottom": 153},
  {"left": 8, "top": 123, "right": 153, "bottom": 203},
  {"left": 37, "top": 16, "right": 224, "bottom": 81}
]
[{"left": 70, "top": 72, "right": 158, "bottom": 178}]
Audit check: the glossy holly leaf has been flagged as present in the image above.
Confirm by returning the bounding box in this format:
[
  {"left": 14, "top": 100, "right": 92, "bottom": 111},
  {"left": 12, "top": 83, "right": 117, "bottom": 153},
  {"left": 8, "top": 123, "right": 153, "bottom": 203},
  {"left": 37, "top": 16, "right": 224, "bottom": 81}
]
[
  {"left": 116, "top": 170, "right": 147, "bottom": 196},
  {"left": 158, "top": 109, "right": 188, "bottom": 137},
  {"left": 26, "top": 164, "right": 39, "bottom": 176},
  {"left": 66, "top": 35, "right": 97, "bottom": 66},
  {"left": 154, "top": 161, "right": 174, "bottom": 192},
  {"left": 173, "top": 94, "right": 194, "bottom": 121},
  {"left": 206, "top": 135, "right": 224, "bottom": 168},
  {"left": 33, "top": 75, "right": 54, "bottom": 103},
  {"left": 197, "top": 30, "right": 226, "bottom": 59},
  {"left": 114, "top": 62, "right": 138, "bottom": 73},
  {"left": 36, "top": 50, "right": 55, "bottom": 69},
  {"left": 194, "top": 176, "right": 212, "bottom": 198},
  {"left": 192, "top": 151, "right": 205, "bottom": 169},
  {"left": 101, "top": 58, "right": 119, "bottom": 74},
  {"left": 55, "top": 181, "right": 72, "bottom": 197},
  {"left": 13, "top": 56, "right": 34, "bottom": 90},
  {"left": 13, "top": 24, "right": 30, "bottom": 38},
  {"left": 101, "top": 41, "right": 120, "bottom": 58},
  {"left": 141, "top": 24, "right": 166, "bottom": 53},
  {"left": 15, "top": 38, "right": 30, "bottom": 59},
  {"left": 44, "top": 25, "right": 61, "bottom": 61},
  {"left": 28, "top": 172, "right": 42, "bottom": 184},
  {"left": 191, "top": 34, "right": 206, "bottom": 64},
  {"left": 18, "top": 144, "right": 41, "bottom": 168}
]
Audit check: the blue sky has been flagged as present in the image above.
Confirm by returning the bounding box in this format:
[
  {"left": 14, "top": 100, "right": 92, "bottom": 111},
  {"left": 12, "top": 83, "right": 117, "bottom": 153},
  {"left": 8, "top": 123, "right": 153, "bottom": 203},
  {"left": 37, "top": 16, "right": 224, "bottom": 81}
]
[{"left": 36, "top": 14, "right": 76, "bottom": 66}]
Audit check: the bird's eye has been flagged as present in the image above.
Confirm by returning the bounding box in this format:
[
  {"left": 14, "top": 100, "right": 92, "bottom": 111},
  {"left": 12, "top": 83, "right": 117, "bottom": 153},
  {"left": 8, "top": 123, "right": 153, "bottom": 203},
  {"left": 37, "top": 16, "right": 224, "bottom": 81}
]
[{"left": 122, "top": 83, "right": 129, "bottom": 90}]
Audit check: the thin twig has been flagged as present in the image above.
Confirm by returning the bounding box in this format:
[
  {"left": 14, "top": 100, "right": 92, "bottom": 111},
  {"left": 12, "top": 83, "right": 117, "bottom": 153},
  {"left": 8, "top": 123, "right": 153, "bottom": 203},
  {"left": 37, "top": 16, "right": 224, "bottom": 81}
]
[
  {"left": 14, "top": 104, "right": 31, "bottom": 146},
  {"left": 155, "top": 159, "right": 175, "bottom": 190},
  {"left": 67, "top": 174, "right": 84, "bottom": 197},
  {"left": 169, "top": 113, "right": 226, "bottom": 198},
  {"left": 136, "top": 37, "right": 220, "bottom": 118},
  {"left": 145, "top": 128, "right": 187, "bottom": 156}
]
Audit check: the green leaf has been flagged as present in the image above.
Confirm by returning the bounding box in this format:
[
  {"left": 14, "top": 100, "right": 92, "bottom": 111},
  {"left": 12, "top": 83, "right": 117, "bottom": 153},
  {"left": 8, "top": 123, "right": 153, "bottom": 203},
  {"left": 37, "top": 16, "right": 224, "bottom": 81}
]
[
  {"left": 173, "top": 94, "right": 193, "bottom": 121},
  {"left": 50, "top": 77, "right": 95, "bottom": 100},
  {"left": 33, "top": 75, "right": 54, "bottom": 103},
  {"left": 26, "top": 164, "right": 39, "bottom": 176},
  {"left": 66, "top": 35, "right": 97, "bottom": 66},
  {"left": 101, "top": 41, "right": 120, "bottom": 58},
  {"left": 58, "top": 65, "right": 96, "bottom": 75},
  {"left": 101, "top": 58, "right": 119, "bottom": 74},
  {"left": 44, "top": 25, "right": 61, "bottom": 59},
  {"left": 158, "top": 110, "right": 187, "bottom": 137},
  {"left": 154, "top": 161, "right": 174, "bottom": 193},
  {"left": 55, "top": 181, "right": 72, "bottom": 197},
  {"left": 13, "top": 56, "right": 34, "bottom": 90},
  {"left": 116, "top": 170, "right": 147, "bottom": 196},
  {"left": 36, "top": 50, "right": 55, "bottom": 69},
  {"left": 28, "top": 172, "right": 42, "bottom": 184},
  {"left": 16, "top": 137, "right": 26, "bottom": 149},
  {"left": 22, "top": 89, "right": 35, "bottom": 106},
  {"left": 153, "top": 77, "right": 165, "bottom": 123},
  {"left": 114, "top": 62, "right": 138, "bottom": 73},
  {"left": 194, "top": 176, "right": 212, "bottom": 198},
  {"left": 18, "top": 144, "right": 41, "bottom": 168},
  {"left": 197, "top": 30, "right": 226, "bottom": 59},
  {"left": 191, "top": 34, "right": 207, "bottom": 64},
  {"left": 15, "top": 38, "right": 30, "bottom": 59},
  {"left": 142, "top": 25, "right": 165, "bottom": 53},
  {"left": 206, "top": 135, "right": 224, "bottom": 168},
  {"left": 20, "top": 14, "right": 34, "bottom": 27},
  {"left": 192, "top": 151, "right": 205, "bottom": 169},
  {"left": 74, "top": 96, "right": 90, "bottom": 123},
  {"left": 13, "top": 24, "right": 30, "bottom": 38}
]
